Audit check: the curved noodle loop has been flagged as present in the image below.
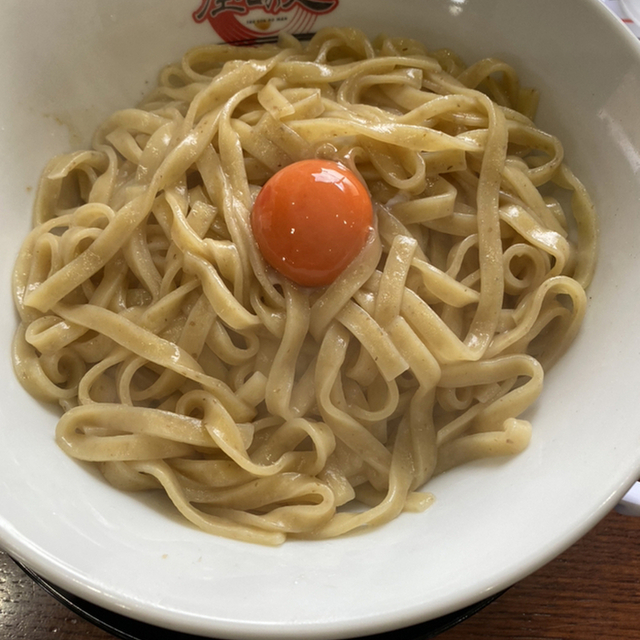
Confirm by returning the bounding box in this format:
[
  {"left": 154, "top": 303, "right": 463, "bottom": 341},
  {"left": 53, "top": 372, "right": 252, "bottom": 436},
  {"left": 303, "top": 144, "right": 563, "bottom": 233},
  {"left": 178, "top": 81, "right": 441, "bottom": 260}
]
[{"left": 12, "top": 28, "right": 597, "bottom": 544}]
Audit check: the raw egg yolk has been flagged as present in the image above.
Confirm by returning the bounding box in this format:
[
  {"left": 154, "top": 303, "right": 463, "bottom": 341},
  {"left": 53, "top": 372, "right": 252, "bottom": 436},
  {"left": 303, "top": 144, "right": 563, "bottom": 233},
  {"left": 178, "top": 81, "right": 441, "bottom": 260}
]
[{"left": 251, "top": 159, "right": 373, "bottom": 288}]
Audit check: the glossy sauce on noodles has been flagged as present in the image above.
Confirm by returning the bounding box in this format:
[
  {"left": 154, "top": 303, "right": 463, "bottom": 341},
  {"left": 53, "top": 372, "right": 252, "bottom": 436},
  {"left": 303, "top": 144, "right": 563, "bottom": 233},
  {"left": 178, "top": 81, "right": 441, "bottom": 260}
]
[{"left": 12, "top": 28, "right": 597, "bottom": 545}]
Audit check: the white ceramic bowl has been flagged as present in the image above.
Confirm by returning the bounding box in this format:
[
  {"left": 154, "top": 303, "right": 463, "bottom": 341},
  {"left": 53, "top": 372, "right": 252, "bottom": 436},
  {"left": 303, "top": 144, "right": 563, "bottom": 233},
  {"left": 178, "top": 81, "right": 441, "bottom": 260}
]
[{"left": 1, "top": 1, "right": 640, "bottom": 638}]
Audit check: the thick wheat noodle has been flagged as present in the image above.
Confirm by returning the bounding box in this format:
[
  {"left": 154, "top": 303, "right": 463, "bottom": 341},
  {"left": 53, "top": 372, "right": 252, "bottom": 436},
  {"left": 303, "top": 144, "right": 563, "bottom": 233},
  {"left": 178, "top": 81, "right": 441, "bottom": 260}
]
[{"left": 12, "top": 28, "right": 597, "bottom": 545}]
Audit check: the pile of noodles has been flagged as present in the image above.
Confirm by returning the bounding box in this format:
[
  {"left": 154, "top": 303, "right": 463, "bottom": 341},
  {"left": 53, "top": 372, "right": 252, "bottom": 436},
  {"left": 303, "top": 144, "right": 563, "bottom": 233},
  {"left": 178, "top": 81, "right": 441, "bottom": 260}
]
[{"left": 12, "top": 28, "right": 597, "bottom": 545}]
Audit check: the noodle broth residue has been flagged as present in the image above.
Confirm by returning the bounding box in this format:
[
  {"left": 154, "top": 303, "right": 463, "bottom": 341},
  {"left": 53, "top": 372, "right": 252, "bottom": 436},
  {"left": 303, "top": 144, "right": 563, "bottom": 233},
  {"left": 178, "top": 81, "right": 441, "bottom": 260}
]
[{"left": 12, "top": 28, "right": 597, "bottom": 545}]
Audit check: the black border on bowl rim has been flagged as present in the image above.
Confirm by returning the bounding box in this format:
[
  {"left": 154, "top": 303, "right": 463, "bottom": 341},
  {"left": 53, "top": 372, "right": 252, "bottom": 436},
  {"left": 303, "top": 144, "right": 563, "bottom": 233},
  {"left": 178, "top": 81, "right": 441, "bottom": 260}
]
[{"left": 14, "top": 556, "right": 504, "bottom": 640}]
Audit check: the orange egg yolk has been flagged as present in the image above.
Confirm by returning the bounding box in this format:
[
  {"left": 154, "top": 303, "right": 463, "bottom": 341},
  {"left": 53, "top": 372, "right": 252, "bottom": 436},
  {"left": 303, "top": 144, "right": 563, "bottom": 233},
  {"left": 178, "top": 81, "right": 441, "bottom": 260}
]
[{"left": 251, "top": 159, "right": 373, "bottom": 288}]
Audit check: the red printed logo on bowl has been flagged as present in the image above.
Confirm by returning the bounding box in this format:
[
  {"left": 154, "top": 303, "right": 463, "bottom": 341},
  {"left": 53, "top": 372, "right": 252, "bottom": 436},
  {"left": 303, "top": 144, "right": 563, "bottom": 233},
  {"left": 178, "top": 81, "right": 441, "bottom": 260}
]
[{"left": 193, "top": 0, "right": 339, "bottom": 44}]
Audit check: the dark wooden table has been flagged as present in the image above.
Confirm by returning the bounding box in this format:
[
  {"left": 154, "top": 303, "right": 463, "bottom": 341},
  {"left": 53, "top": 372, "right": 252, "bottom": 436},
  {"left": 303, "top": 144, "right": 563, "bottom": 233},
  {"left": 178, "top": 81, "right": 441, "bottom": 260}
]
[{"left": 1, "top": 508, "right": 638, "bottom": 639}]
